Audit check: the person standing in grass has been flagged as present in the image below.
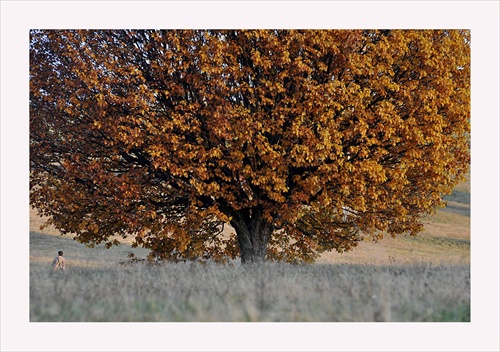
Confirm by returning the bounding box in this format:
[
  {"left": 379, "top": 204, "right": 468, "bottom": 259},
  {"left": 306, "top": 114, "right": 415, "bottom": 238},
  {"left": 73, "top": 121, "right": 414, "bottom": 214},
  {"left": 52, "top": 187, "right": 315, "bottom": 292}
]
[{"left": 52, "top": 251, "right": 66, "bottom": 272}]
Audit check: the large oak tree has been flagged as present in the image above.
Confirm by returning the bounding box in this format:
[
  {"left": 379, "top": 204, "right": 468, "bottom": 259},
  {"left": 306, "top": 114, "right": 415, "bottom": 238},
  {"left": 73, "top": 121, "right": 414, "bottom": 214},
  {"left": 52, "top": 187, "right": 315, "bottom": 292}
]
[{"left": 30, "top": 30, "right": 470, "bottom": 263}]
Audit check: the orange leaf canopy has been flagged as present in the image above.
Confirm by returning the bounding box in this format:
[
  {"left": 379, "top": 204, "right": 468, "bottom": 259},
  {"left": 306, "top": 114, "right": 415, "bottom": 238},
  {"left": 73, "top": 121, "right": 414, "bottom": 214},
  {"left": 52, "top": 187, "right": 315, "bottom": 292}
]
[{"left": 30, "top": 30, "right": 470, "bottom": 263}]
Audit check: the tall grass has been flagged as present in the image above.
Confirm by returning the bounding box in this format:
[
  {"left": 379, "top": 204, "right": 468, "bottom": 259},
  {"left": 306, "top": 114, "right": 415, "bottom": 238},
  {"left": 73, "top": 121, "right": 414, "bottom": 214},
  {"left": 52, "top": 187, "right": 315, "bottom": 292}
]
[{"left": 31, "top": 260, "right": 470, "bottom": 322}]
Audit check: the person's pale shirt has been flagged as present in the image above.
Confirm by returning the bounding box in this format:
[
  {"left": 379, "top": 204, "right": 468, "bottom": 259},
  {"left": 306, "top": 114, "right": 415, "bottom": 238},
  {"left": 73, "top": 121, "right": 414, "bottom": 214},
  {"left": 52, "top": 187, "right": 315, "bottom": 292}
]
[{"left": 52, "top": 255, "right": 65, "bottom": 271}]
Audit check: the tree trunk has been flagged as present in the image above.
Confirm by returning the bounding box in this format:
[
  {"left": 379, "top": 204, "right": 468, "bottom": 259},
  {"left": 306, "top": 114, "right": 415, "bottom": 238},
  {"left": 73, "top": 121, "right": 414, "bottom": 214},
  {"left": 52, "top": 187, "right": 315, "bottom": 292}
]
[{"left": 229, "top": 209, "right": 273, "bottom": 263}]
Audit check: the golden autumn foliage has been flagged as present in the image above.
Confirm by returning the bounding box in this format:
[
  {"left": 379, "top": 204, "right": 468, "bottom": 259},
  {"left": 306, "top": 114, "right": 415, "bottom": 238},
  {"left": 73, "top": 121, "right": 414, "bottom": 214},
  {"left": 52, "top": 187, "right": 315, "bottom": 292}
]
[{"left": 30, "top": 30, "right": 470, "bottom": 263}]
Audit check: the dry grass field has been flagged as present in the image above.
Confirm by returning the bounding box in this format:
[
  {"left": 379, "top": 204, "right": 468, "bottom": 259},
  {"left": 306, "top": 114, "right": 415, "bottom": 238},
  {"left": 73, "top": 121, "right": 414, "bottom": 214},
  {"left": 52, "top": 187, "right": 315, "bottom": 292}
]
[
  {"left": 30, "top": 258, "right": 470, "bottom": 322},
  {"left": 29, "top": 175, "right": 470, "bottom": 322}
]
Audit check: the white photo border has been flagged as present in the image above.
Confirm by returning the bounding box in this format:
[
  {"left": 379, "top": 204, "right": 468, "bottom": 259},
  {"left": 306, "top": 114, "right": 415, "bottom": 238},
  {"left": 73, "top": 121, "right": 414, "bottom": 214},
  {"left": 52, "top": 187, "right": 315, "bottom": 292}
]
[{"left": 1, "top": 1, "right": 499, "bottom": 351}]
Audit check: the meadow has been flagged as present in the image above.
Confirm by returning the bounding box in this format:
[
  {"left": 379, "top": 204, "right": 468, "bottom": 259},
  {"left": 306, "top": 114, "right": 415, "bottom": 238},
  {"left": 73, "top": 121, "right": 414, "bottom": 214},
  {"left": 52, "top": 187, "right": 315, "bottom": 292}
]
[
  {"left": 30, "top": 176, "right": 470, "bottom": 322},
  {"left": 30, "top": 258, "right": 469, "bottom": 322}
]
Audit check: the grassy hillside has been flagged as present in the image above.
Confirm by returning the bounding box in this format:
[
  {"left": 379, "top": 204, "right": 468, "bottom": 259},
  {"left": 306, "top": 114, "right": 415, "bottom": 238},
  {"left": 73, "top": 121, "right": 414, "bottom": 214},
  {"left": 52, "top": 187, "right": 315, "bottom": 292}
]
[
  {"left": 30, "top": 174, "right": 470, "bottom": 266},
  {"left": 319, "top": 173, "right": 470, "bottom": 265}
]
